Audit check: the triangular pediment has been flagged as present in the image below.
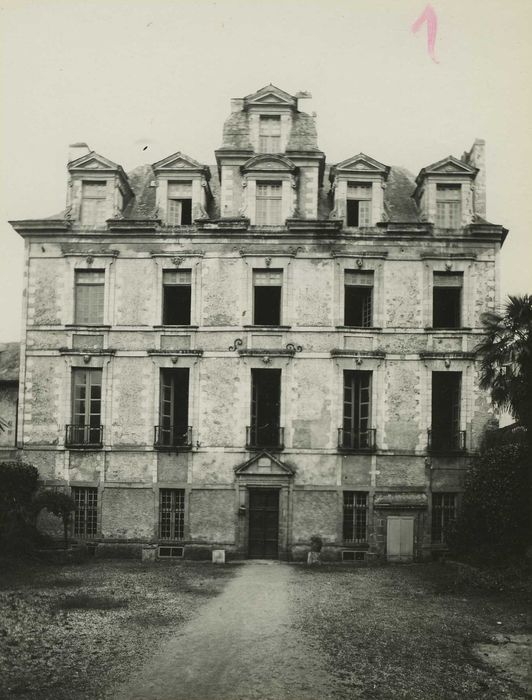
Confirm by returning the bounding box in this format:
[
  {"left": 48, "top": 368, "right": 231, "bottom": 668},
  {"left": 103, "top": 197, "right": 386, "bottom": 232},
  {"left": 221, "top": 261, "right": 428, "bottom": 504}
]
[
  {"left": 68, "top": 151, "right": 121, "bottom": 171},
  {"left": 419, "top": 156, "right": 478, "bottom": 179},
  {"left": 244, "top": 84, "right": 296, "bottom": 108},
  {"left": 334, "top": 153, "right": 390, "bottom": 174},
  {"left": 152, "top": 151, "right": 207, "bottom": 172},
  {"left": 234, "top": 451, "right": 295, "bottom": 477},
  {"left": 242, "top": 154, "right": 296, "bottom": 173}
]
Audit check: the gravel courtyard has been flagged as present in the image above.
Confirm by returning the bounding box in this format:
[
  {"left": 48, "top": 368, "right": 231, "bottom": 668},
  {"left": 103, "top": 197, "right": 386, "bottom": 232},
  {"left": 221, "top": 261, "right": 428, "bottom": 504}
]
[{"left": 0, "top": 559, "right": 529, "bottom": 700}]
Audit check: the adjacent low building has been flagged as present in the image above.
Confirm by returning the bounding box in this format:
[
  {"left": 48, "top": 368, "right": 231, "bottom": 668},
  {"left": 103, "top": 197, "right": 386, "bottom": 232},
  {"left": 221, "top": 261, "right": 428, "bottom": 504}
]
[{"left": 9, "top": 85, "right": 507, "bottom": 561}]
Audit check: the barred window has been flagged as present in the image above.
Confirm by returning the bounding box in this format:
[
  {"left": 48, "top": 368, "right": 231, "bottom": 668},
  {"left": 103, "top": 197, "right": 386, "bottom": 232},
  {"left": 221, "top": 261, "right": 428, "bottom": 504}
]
[
  {"left": 343, "top": 491, "right": 368, "bottom": 543},
  {"left": 159, "top": 489, "right": 185, "bottom": 540},
  {"left": 436, "top": 184, "right": 461, "bottom": 228},
  {"left": 74, "top": 270, "right": 104, "bottom": 325},
  {"left": 81, "top": 181, "right": 107, "bottom": 225},
  {"left": 256, "top": 182, "right": 282, "bottom": 225},
  {"left": 432, "top": 493, "right": 457, "bottom": 543},
  {"left": 72, "top": 487, "right": 98, "bottom": 538}
]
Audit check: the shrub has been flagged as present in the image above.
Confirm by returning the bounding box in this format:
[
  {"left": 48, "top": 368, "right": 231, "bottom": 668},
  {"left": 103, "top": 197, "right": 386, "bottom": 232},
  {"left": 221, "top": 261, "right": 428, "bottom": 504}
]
[
  {"left": 33, "top": 491, "right": 76, "bottom": 548},
  {"left": 0, "top": 461, "right": 41, "bottom": 553}
]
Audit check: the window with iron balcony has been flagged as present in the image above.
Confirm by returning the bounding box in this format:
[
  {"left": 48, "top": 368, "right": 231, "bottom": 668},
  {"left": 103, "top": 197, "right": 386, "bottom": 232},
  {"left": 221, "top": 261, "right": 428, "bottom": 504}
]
[{"left": 66, "top": 368, "right": 103, "bottom": 448}]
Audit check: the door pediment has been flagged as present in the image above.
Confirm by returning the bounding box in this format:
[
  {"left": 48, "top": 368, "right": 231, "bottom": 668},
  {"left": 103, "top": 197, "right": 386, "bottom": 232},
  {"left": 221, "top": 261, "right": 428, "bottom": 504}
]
[{"left": 235, "top": 451, "right": 295, "bottom": 477}]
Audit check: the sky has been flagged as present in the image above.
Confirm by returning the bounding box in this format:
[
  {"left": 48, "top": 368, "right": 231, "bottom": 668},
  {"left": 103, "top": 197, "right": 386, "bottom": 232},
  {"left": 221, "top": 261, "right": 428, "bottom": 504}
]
[{"left": 1, "top": 0, "right": 531, "bottom": 342}]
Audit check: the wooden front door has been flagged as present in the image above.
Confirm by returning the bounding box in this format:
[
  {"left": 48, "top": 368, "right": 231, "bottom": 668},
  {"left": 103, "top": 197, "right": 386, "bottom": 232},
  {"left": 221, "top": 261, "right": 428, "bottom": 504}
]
[
  {"left": 248, "top": 489, "right": 279, "bottom": 558},
  {"left": 386, "top": 516, "right": 414, "bottom": 562}
]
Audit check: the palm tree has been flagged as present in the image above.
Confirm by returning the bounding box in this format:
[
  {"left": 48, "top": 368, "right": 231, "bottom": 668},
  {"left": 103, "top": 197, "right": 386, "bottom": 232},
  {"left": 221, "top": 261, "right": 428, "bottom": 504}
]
[{"left": 477, "top": 294, "right": 532, "bottom": 442}]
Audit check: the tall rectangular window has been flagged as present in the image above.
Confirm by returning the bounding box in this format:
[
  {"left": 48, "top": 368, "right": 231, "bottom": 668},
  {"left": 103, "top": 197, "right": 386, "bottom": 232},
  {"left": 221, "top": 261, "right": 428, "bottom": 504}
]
[
  {"left": 436, "top": 184, "right": 461, "bottom": 228},
  {"left": 432, "top": 493, "right": 457, "bottom": 543},
  {"left": 256, "top": 182, "right": 282, "bottom": 225},
  {"left": 69, "top": 369, "right": 103, "bottom": 446},
  {"left": 74, "top": 270, "right": 105, "bottom": 325},
  {"left": 259, "top": 115, "right": 281, "bottom": 153},
  {"left": 157, "top": 368, "right": 190, "bottom": 448},
  {"left": 343, "top": 491, "right": 368, "bottom": 543},
  {"left": 167, "top": 181, "right": 192, "bottom": 225},
  {"left": 159, "top": 489, "right": 185, "bottom": 540},
  {"left": 81, "top": 181, "right": 107, "bottom": 225},
  {"left": 346, "top": 183, "right": 372, "bottom": 227},
  {"left": 433, "top": 272, "right": 463, "bottom": 328},
  {"left": 72, "top": 487, "right": 98, "bottom": 537},
  {"left": 431, "top": 372, "right": 462, "bottom": 451},
  {"left": 341, "top": 371, "right": 373, "bottom": 450},
  {"left": 344, "top": 270, "right": 373, "bottom": 327},
  {"left": 162, "top": 270, "right": 191, "bottom": 325},
  {"left": 253, "top": 269, "right": 282, "bottom": 326},
  {"left": 249, "top": 368, "right": 282, "bottom": 448}
]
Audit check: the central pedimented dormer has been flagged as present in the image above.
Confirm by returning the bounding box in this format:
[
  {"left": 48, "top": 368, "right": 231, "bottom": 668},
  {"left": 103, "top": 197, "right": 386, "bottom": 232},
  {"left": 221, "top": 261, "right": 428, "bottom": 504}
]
[
  {"left": 216, "top": 85, "right": 324, "bottom": 221},
  {"left": 152, "top": 151, "right": 211, "bottom": 226},
  {"left": 329, "top": 154, "right": 390, "bottom": 227}
]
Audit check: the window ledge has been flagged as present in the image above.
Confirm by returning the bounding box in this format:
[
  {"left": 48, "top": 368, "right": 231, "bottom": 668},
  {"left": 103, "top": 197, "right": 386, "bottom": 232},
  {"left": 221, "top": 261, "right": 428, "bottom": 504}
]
[
  {"left": 425, "top": 327, "right": 472, "bottom": 332},
  {"left": 243, "top": 325, "right": 291, "bottom": 330},
  {"left": 336, "top": 326, "right": 382, "bottom": 331},
  {"left": 65, "top": 324, "right": 111, "bottom": 330},
  {"left": 154, "top": 325, "right": 198, "bottom": 330}
]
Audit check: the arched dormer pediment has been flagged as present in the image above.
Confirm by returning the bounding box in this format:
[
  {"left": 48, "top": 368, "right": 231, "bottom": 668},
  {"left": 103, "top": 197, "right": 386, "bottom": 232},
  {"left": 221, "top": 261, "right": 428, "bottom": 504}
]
[{"left": 241, "top": 154, "right": 297, "bottom": 175}]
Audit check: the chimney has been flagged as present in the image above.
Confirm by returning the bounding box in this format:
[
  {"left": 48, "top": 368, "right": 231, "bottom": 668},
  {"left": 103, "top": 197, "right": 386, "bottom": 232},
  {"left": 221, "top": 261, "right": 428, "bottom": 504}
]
[
  {"left": 230, "top": 99, "right": 244, "bottom": 113},
  {"left": 465, "top": 139, "right": 486, "bottom": 220},
  {"left": 68, "top": 142, "right": 91, "bottom": 163}
]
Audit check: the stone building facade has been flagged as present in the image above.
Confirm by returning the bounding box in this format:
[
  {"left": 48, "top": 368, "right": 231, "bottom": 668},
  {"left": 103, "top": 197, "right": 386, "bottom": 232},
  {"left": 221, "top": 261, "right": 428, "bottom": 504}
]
[{"left": 10, "top": 85, "right": 507, "bottom": 561}]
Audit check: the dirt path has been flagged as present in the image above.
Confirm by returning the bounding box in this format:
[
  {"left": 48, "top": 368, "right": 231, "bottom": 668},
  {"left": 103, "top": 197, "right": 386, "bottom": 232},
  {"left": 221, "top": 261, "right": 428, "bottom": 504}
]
[{"left": 115, "top": 562, "right": 338, "bottom": 700}]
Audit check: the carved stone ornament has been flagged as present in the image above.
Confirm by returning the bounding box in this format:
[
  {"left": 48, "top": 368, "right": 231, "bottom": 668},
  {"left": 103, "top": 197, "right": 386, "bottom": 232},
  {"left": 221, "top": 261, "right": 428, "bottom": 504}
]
[
  {"left": 356, "top": 258, "right": 363, "bottom": 268},
  {"left": 262, "top": 355, "right": 271, "bottom": 365},
  {"left": 445, "top": 261, "right": 452, "bottom": 271},
  {"left": 286, "top": 343, "right": 303, "bottom": 353},
  {"left": 86, "top": 256, "right": 94, "bottom": 266},
  {"left": 172, "top": 256, "right": 185, "bottom": 267},
  {"left": 265, "top": 257, "right": 272, "bottom": 267},
  {"left": 229, "top": 338, "right": 243, "bottom": 351},
  {"left": 83, "top": 354, "right": 91, "bottom": 364}
]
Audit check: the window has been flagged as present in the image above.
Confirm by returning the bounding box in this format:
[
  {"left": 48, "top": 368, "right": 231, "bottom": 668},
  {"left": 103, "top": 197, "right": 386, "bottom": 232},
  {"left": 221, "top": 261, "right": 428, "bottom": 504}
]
[
  {"left": 346, "top": 183, "right": 372, "bottom": 227},
  {"left": 431, "top": 372, "right": 463, "bottom": 452},
  {"left": 167, "top": 181, "right": 192, "bottom": 225},
  {"left": 436, "top": 184, "right": 461, "bottom": 228},
  {"left": 156, "top": 368, "right": 190, "bottom": 448},
  {"left": 259, "top": 115, "right": 281, "bottom": 153},
  {"left": 256, "top": 181, "right": 282, "bottom": 225},
  {"left": 433, "top": 272, "right": 463, "bottom": 328},
  {"left": 344, "top": 270, "right": 373, "bottom": 327},
  {"left": 253, "top": 269, "right": 282, "bottom": 325},
  {"left": 72, "top": 487, "right": 98, "bottom": 538},
  {"left": 248, "top": 368, "right": 283, "bottom": 449},
  {"left": 343, "top": 492, "right": 368, "bottom": 543},
  {"left": 81, "top": 181, "right": 107, "bottom": 225},
  {"left": 432, "top": 493, "right": 457, "bottom": 543},
  {"left": 341, "top": 371, "right": 374, "bottom": 450},
  {"left": 159, "top": 489, "right": 185, "bottom": 540},
  {"left": 68, "top": 369, "right": 103, "bottom": 446},
  {"left": 74, "top": 270, "right": 105, "bottom": 325},
  {"left": 162, "top": 270, "right": 191, "bottom": 325}
]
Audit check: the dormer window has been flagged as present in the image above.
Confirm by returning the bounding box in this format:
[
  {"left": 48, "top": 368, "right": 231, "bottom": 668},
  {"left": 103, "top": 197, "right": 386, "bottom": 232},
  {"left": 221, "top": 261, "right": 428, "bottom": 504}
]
[
  {"left": 259, "top": 116, "right": 281, "bottom": 153},
  {"left": 81, "top": 181, "right": 107, "bottom": 225},
  {"left": 167, "top": 181, "right": 193, "bottom": 225},
  {"left": 436, "top": 184, "right": 461, "bottom": 228},
  {"left": 256, "top": 181, "right": 283, "bottom": 224},
  {"left": 346, "top": 183, "right": 372, "bottom": 227}
]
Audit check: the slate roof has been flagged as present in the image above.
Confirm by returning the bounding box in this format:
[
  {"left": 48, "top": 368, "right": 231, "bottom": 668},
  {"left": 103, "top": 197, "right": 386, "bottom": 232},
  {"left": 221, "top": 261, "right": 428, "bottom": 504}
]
[{"left": 0, "top": 343, "right": 20, "bottom": 383}]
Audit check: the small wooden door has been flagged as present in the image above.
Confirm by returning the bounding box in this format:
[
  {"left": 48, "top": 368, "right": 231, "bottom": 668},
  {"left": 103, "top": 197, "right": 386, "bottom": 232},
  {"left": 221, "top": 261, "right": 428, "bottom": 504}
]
[
  {"left": 386, "top": 516, "right": 414, "bottom": 562},
  {"left": 248, "top": 489, "right": 279, "bottom": 559}
]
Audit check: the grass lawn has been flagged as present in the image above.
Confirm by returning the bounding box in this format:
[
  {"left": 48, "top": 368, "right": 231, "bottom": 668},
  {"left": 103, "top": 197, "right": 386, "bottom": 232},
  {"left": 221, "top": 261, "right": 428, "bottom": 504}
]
[
  {"left": 0, "top": 558, "right": 237, "bottom": 700},
  {"left": 289, "top": 562, "right": 531, "bottom": 700}
]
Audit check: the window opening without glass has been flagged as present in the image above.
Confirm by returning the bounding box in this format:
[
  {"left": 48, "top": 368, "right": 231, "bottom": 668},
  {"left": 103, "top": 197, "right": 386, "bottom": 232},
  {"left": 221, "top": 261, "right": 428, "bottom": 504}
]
[
  {"left": 253, "top": 269, "right": 282, "bottom": 326},
  {"left": 431, "top": 372, "right": 462, "bottom": 452},
  {"left": 433, "top": 272, "right": 463, "bottom": 328},
  {"left": 344, "top": 270, "right": 373, "bottom": 327},
  {"left": 162, "top": 269, "right": 192, "bottom": 325}
]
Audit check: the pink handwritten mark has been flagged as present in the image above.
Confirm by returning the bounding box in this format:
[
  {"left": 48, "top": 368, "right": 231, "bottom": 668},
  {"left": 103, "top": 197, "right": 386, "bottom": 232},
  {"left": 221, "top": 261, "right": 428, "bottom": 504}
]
[{"left": 412, "top": 4, "right": 439, "bottom": 64}]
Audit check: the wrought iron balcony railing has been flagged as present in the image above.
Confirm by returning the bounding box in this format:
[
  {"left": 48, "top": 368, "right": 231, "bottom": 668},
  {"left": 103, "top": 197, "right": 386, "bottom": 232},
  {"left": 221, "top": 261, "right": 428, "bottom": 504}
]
[
  {"left": 427, "top": 428, "right": 466, "bottom": 453},
  {"left": 65, "top": 424, "right": 103, "bottom": 448},
  {"left": 246, "top": 425, "right": 284, "bottom": 450},
  {"left": 338, "top": 428, "right": 377, "bottom": 452},
  {"left": 154, "top": 425, "right": 193, "bottom": 450}
]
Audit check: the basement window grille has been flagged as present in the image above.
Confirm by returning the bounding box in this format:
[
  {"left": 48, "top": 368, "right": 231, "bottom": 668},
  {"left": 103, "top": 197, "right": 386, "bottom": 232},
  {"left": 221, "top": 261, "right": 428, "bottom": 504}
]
[{"left": 158, "top": 546, "right": 184, "bottom": 558}]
